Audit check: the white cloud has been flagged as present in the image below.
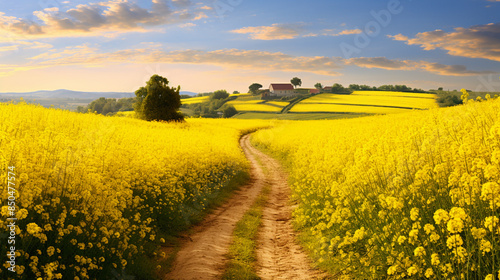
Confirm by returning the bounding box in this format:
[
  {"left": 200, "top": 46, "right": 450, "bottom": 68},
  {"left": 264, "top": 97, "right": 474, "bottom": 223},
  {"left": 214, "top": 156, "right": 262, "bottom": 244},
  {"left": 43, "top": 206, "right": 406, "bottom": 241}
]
[
  {"left": 0, "top": 0, "right": 205, "bottom": 39},
  {"left": 232, "top": 24, "right": 364, "bottom": 40},
  {"left": 231, "top": 23, "right": 304, "bottom": 40},
  {"left": 389, "top": 22, "right": 500, "bottom": 62},
  {"left": 1, "top": 46, "right": 493, "bottom": 78}
]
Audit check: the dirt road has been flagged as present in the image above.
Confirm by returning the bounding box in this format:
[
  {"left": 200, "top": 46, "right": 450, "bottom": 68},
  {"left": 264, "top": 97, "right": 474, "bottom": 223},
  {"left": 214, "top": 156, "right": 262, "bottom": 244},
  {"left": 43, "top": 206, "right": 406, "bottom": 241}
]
[{"left": 166, "top": 134, "right": 325, "bottom": 280}]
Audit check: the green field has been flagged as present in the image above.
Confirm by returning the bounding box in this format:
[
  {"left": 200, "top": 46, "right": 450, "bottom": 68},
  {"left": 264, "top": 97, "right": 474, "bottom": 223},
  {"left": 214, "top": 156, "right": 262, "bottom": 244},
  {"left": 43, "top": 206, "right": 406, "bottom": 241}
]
[
  {"left": 229, "top": 91, "right": 437, "bottom": 119},
  {"left": 226, "top": 94, "right": 288, "bottom": 112}
]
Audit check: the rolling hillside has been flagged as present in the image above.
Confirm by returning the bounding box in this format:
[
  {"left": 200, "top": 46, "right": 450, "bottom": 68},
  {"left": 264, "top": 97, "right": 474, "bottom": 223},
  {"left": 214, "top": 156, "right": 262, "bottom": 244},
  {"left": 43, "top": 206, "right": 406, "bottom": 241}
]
[{"left": 231, "top": 91, "right": 437, "bottom": 120}]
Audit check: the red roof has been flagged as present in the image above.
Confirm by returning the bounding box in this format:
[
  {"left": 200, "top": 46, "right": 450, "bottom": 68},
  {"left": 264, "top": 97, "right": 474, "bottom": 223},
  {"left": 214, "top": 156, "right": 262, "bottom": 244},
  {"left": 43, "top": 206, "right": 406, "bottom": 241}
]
[
  {"left": 270, "top": 84, "right": 294, "bottom": 90},
  {"left": 310, "top": 89, "right": 320, "bottom": 94}
]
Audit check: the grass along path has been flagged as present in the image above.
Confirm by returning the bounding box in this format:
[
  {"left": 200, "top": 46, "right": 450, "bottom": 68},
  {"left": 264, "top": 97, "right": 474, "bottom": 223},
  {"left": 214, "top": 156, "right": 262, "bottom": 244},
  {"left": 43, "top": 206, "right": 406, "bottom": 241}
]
[
  {"left": 165, "top": 135, "right": 266, "bottom": 280},
  {"left": 166, "top": 134, "right": 326, "bottom": 279},
  {"left": 248, "top": 135, "right": 329, "bottom": 280}
]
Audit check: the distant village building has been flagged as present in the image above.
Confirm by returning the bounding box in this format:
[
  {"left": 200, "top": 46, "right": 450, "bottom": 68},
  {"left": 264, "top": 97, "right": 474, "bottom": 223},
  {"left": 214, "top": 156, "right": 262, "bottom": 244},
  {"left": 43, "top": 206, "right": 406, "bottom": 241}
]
[
  {"left": 323, "top": 86, "right": 332, "bottom": 92},
  {"left": 268, "top": 83, "right": 297, "bottom": 97},
  {"left": 310, "top": 89, "right": 320, "bottom": 95}
]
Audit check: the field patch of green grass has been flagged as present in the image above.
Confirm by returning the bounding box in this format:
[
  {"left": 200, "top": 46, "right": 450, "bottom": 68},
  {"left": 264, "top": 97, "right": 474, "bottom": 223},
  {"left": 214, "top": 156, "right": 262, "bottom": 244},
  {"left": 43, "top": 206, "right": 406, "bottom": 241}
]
[{"left": 226, "top": 94, "right": 288, "bottom": 112}]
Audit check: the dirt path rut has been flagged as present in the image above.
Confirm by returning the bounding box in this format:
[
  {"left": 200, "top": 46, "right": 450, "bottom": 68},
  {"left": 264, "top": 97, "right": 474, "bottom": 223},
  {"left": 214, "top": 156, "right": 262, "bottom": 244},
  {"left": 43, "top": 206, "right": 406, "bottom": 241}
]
[
  {"left": 166, "top": 134, "right": 325, "bottom": 280},
  {"left": 250, "top": 139, "right": 327, "bottom": 280}
]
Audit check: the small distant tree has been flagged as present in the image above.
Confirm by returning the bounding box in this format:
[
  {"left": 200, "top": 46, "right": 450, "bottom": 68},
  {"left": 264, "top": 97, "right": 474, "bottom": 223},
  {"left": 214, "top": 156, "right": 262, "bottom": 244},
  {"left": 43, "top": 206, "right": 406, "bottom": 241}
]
[
  {"left": 134, "top": 74, "right": 184, "bottom": 122},
  {"left": 331, "top": 83, "right": 344, "bottom": 93},
  {"left": 349, "top": 84, "right": 361, "bottom": 91},
  {"left": 249, "top": 83, "right": 263, "bottom": 95},
  {"left": 314, "top": 83, "right": 322, "bottom": 90},
  {"left": 291, "top": 77, "right": 302, "bottom": 88},
  {"left": 438, "top": 87, "right": 444, "bottom": 91},
  {"left": 233, "top": 90, "right": 240, "bottom": 94},
  {"left": 211, "top": 90, "right": 229, "bottom": 100}
]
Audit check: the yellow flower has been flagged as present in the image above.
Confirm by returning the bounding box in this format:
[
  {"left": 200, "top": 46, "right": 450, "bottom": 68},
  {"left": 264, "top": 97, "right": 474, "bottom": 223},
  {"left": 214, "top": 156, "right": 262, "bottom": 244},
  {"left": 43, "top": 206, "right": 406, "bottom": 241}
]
[
  {"left": 484, "top": 216, "right": 499, "bottom": 232},
  {"left": 447, "top": 234, "right": 463, "bottom": 249},
  {"left": 433, "top": 209, "right": 449, "bottom": 225},
  {"left": 407, "top": 266, "right": 418, "bottom": 276},
  {"left": 387, "top": 265, "right": 398, "bottom": 275},
  {"left": 431, "top": 253, "right": 440, "bottom": 266},
  {"left": 397, "top": 236, "right": 406, "bottom": 245},
  {"left": 424, "top": 224, "right": 435, "bottom": 235},
  {"left": 17, "top": 209, "right": 28, "bottom": 220},
  {"left": 480, "top": 239, "right": 492, "bottom": 255},
  {"left": 425, "top": 268, "right": 434, "bottom": 278},
  {"left": 447, "top": 218, "right": 464, "bottom": 234},
  {"left": 46, "top": 246, "right": 55, "bottom": 257},
  {"left": 471, "top": 227, "right": 487, "bottom": 239},
  {"left": 414, "top": 246, "right": 426, "bottom": 257},
  {"left": 429, "top": 233, "right": 440, "bottom": 243},
  {"left": 410, "top": 208, "right": 419, "bottom": 221},
  {"left": 26, "top": 223, "right": 42, "bottom": 235}
]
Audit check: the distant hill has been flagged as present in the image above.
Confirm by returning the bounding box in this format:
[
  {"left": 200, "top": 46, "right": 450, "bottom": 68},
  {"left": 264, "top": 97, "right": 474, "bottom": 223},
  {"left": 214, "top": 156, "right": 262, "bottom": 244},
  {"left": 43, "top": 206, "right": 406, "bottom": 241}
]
[
  {"left": 0, "top": 89, "right": 198, "bottom": 99},
  {"left": 0, "top": 89, "right": 134, "bottom": 99},
  {"left": 180, "top": 91, "right": 198, "bottom": 96}
]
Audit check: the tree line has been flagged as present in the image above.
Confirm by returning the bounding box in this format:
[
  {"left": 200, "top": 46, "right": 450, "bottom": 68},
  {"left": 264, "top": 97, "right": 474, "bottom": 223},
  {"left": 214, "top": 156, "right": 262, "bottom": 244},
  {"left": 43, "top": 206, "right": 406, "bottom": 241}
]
[
  {"left": 182, "top": 89, "right": 238, "bottom": 118},
  {"left": 76, "top": 97, "right": 135, "bottom": 115}
]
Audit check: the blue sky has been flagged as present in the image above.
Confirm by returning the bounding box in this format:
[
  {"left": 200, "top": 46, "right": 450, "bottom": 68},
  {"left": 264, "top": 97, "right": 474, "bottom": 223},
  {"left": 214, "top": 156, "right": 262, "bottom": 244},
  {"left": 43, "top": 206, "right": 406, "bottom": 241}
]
[{"left": 0, "top": 0, "right": 499, "bottom": 93}]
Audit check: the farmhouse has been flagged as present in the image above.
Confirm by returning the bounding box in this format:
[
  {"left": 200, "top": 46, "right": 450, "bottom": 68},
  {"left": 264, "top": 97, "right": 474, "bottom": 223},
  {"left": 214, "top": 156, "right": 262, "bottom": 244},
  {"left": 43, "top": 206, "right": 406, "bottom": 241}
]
[
  {"left": 310, "top": 89, "right": 320, "bottom": 95},
  {"left": 269, "top": 83, "right": 297, "bottom": 97}
]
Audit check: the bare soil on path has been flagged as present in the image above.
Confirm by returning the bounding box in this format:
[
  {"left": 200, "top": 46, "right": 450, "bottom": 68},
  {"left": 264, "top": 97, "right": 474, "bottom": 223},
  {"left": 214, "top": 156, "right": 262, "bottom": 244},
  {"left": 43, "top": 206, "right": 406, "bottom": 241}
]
[
  {"left": 250, "top": 140, "right": 328, "bottom": 280},
  {"left": 166, "top": 134, "right": 326, "bottom": 280}
]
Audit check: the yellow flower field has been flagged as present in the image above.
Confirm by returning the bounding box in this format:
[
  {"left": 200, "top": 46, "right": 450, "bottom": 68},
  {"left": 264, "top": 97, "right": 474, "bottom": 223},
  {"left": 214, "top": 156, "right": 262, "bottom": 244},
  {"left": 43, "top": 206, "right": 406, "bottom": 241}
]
[
  {"left": 291, "top": 91, "right": 437, "bottom": 114},
  {"left": 265, "top": 101, "right": 289, "bottom": 107},
  {"left": 0, "top": 102, "right": 269, "bottom": 279},
  {"left": 301, "top": 91, "right": 437, "bottom": 109},
  {"left": 180, "top": 96, "right": 209, "bottom": 105},
  {"left": 252, "top": 98, "right": 500, "bottom": 279},
  {"left": 290, "top": 103, "right": 415, "bottom": 114}
]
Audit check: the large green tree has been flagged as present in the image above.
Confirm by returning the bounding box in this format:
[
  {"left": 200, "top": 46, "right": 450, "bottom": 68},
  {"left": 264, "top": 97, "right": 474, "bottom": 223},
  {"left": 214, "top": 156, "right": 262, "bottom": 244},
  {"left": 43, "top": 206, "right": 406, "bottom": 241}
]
[
  {"left": 249, "top": 83, "right": 263, "bottom": 95},
  {"left": 134, "top": 75, "right": 184, "bottom": 122},
  {"left": 291, "top": 77, "right": 302, "bottom": 88}
]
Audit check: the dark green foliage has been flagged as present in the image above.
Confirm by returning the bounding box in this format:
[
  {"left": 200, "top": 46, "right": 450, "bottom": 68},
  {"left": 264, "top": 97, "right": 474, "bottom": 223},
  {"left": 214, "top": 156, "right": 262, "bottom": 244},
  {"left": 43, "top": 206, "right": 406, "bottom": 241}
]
[
  {"left": 377, "top": 84, "right": 427, "bottom": 93},
  {"left": 330, "top": 83, "right": 353, "bottom": 94},
  {"left": 134, "top": 75, "right": 184, "bottom": 122},
  {"left": 212, "top": 89, "right": 230, "bottom": 100},
  {"left": 222, "top": 104, "right": 238, "bottom": 118},
  {"left": 249, "top": 83, "right": 263, "bottom": 95},
  {"left": 291, "top": 77, "right": 302, "bottom": 88},
  {"left": 81, "top": 97, "right": 135, "bottom": 115},
  {"left": 330, "top": 83, "right": 427, "bottom": 94},
  {"left": 437, "top": 95, "right": 463, "bottom": 107},
  {"left": 183, "top": 91, "right": 237, "bottom": 118}
]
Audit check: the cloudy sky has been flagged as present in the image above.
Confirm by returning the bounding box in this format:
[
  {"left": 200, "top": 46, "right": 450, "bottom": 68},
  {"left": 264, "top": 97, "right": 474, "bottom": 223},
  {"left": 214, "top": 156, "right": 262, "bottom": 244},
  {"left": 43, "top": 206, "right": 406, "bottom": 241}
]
[{"left": 0, "top": 0, "right": 499, "bottom": 93}]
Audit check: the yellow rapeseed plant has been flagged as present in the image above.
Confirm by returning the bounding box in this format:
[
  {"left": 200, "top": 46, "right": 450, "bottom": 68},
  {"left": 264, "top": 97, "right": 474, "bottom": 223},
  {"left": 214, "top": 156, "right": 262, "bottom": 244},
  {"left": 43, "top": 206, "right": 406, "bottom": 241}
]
[
  {"left": 0, "top": 102, "right": 269, "bottom": 279},
  {"left": 253, "top": 97, "right": 500, "bottom": 279}
]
